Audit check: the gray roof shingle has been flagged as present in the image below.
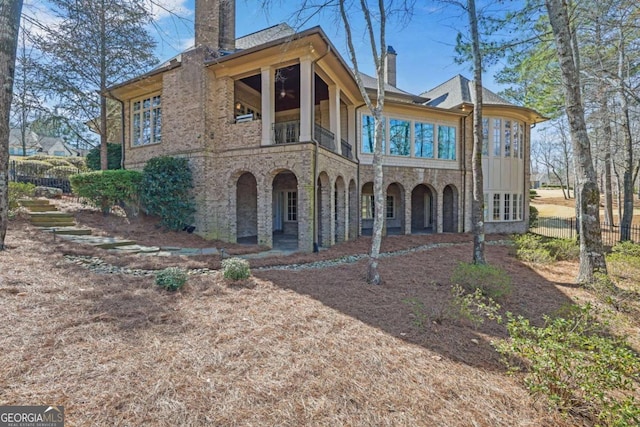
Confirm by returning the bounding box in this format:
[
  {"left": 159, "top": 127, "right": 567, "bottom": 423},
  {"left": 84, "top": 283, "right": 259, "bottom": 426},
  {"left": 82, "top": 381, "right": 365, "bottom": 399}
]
[{"left": 421, "top": 74, "right": 514, "bottom": 109}]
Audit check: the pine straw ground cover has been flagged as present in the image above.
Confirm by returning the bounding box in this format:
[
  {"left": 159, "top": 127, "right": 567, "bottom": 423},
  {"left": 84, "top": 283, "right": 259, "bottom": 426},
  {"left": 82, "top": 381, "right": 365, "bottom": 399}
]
[{"left": 0, "top": 213, "right": 614, "bottom": 426}]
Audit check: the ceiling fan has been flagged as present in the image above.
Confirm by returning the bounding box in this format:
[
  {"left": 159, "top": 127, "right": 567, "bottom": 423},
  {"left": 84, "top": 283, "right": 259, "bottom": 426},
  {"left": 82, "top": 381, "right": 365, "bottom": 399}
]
[{"left": 275, "top": 69, "right": 296, "bottom": 99}]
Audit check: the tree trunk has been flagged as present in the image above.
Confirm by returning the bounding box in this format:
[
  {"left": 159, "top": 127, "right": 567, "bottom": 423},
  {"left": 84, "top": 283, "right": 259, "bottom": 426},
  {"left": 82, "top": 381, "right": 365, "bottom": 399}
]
[
  {"left": 367, "top": 110, "right": 384, "bottom": 285},
  {"left": 0, "top": 0, "right": 24, "bottom": 250},
  {"left": 99, "top": 0, "right": 108, "bottom": 170},
  {"left": 600, "top": 97, "right": 614, "bottom": 226},
  {"left": 545, "top": 0, "right": 607, "bottom": 283},
  {"left": 468, "top": 0, "right": 486, "bottom": 265},
  {"left": 617, "top": 41, "right": 633, "bottom": 241}
]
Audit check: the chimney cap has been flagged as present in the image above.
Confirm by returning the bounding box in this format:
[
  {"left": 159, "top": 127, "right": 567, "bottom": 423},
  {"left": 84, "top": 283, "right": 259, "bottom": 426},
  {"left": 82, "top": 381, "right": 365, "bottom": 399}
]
[{"left": 387, "top": 45, "right": 397, "bottom": 55}]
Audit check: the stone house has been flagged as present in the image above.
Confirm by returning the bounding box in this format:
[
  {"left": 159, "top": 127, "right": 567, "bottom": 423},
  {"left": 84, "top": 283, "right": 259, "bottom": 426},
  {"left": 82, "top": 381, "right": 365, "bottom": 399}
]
[{"left": 107, "top": 0, "right": 545, "bottom": 251}]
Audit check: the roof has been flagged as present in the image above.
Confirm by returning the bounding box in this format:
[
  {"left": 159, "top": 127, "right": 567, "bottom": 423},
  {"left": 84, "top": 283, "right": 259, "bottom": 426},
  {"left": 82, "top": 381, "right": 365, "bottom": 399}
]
[
  {"left": 236, "top": 23, "right": 295, "bottom": 49},
  {"left": 421, "top": 74, "right": 514, "bottom": 109},
  {"left": 357, "top": 72, "right": 427, "bottom": 103}
]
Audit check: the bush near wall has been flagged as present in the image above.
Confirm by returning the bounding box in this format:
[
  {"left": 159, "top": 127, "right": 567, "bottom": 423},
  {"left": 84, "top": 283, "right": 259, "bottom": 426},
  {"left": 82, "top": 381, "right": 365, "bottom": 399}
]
[
  {"left": 140, "top": 156, "right": 195, "bottom": 231},
  {"left": 8, "top": 182, "right": 36, "bottom": 210},
  {"left": 71, "top": 170, "right": 142, "bottom": 215}
]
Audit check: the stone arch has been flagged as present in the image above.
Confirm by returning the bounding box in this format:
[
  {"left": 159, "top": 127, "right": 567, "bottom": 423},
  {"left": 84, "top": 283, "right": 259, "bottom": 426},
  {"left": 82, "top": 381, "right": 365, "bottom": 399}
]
[
  {"left": 317, "top": 171, "right": 331, "bottom": 247},
  {"left": 411, "top": 184, "right": 436, "bottom": 234},
  {"left": 236, "top": 172, "right": 258, "bottom": 243},
  {"left": 442, "top": 184, "right": 459, "bottom": 232}
]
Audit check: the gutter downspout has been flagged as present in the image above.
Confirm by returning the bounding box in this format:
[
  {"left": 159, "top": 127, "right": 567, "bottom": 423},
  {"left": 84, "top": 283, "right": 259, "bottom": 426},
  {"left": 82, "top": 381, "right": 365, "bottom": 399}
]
[
  {"left": 354, "top": 103, "right": 366, "bottom": 237},
  {"left": 461, "top": 104, "right": 473, "bottom": 233},
  {"left": 311, "top": 44, "right": 331, "bottom": 253}
]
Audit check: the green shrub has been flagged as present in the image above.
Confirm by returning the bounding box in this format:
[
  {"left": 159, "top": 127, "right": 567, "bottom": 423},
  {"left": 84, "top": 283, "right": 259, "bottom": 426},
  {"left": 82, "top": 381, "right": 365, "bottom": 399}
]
[
  {"left": 450, "top": 285, "right": 502, "bottom": 328},
  {"left": 140, "top": 156, "right": 195, "bottom": 231},
  {"left": 155, "top": 267, "right": 187, "bottom": 291},
  {"left": 529, "top": 205, "right": 539, "bottom": 227},
  {"left": 529, "top": 189, "right": 539, "bottom": 199},
  {"left": 8, "top": 182, "right": 35, "bottom": 209},
  {"left": 495, "top": 304, "right": 640, "bottom": 425},
  {"left": 13, "top": 159, "right": 53, "bottom": 176},
  {"left": 611, "top": 241, "right": 640, "bottom": 258},
  {"left": 450, "top": 262, "right": 512, "bottom": 300},
  {"left": 514, "top": 234, "right": 554, "bottom": 263},
  {"left": 41, "top": 157, "right": 72, "bottom": 167},
  {"left": 222, "top": 257, "right": 251, "bottom": 280},
  {"left": 65, "top": 156, "right": 88, "bottom": 170},
  {"left": 86, "top": 143, "right": 122, "bottom": 170},
  {"left": 544, "top": 238, "right": 579, "bottom": 261},
  {"left": 70, "top": 170, "right": 142, "bottom": 215},
  {"left": 46, "top": 165, "right": 81, "bottom": 179}
]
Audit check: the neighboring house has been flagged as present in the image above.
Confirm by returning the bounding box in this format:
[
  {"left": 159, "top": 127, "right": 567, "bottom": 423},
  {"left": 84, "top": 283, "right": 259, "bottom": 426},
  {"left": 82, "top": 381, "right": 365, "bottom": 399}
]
[
  {"left": 9, "top": 128, "right": 80, "bottom": 157},
  {"left": 107, "top": 0, "right": 546, "bottom": 251}
]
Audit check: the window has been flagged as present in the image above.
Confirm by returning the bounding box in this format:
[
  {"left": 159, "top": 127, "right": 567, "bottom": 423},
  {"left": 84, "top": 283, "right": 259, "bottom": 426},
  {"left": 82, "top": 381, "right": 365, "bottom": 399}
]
[
  {"left": 389, "top": 119, "right": 410, "bottom": 156},
  {"left": 512, "top": 194, "right": 519, "bottom": 220},
  {"left": 493, "top": 194, "right": 501, "bottom": 221},
  {"left": 132, "top": 94, "right": 161, "bottom": 146},
  {"left": 414, "top": 122, "right": 434, "bottom": 158},
  {"left": 504, "top": 194, "right": 511, "bottom": 220},
  {"left": 361, "top": 115, "right": 385, "bottom": 153},
  {"left": 504, "top": 120, "right": 511, "bottom": 157},
  {"left": 361, "top": 194, "right": 394, "bottom": 219},
  {"left": 482, "top": 118, "right": 489, "bottom": 155},
  {"left": 513, "top": 122, "right": 519, "bottom": 158},
  {"left": 386, "top": 195, "right": 395, "bottom": 219},
  {"left": 493, "top": 119, "right": 502, "bottom": 156},
  {"left": 362, "top": 194, "right": 374, "bottom": 219},
  {"left": 286, "top": 191, "right": 297, "bottom": 221},
  {"left": 438, "top": 125, "right": 456, "bottom": 160}
]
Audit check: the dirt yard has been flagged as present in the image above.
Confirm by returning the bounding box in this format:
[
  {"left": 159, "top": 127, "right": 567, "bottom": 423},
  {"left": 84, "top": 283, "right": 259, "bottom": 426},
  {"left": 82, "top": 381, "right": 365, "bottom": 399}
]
[{"left": 0, "top": 200, "right": 620, "bottom": 426}]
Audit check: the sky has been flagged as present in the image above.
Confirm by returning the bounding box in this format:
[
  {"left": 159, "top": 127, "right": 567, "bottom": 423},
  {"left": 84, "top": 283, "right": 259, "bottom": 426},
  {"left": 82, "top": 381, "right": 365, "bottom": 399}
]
[{"left": 150, "top": 0, "right": 518, "bottom": 95}]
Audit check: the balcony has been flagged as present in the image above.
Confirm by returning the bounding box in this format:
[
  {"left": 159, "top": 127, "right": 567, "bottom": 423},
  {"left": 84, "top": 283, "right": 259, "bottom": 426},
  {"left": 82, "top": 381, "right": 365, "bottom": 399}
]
[{"left": 273, "top": 120, "right": 352, "bottom": 160}]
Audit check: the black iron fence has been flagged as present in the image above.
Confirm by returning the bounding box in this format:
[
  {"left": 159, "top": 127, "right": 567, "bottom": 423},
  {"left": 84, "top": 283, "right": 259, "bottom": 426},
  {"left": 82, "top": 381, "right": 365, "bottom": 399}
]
[
  {"left": 9, "top": 160, "right": 81, "bottom": 194},
  {"left": 531, "top": 216, "right": 640, "bottom": 246}
]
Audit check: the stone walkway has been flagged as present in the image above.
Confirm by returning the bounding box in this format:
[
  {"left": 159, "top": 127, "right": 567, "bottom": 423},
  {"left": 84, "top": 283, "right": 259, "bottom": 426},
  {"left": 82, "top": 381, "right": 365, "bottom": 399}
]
[{"left": 63, "top": 240, "right": 513, "bottom": 276}]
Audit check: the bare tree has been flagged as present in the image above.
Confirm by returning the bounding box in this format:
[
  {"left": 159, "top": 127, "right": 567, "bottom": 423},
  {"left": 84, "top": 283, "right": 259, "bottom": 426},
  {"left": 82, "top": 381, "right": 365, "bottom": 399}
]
[
  {"left": 545, "top": 0, "right": 607, "bottom": 282},
  {"left": 338, "top": 0, "right": 388, "bottom": 284},
  {"left": 33, "top": 0, "right": 157, "bottom": 169},
  {"left": 0, "top": 0, "right": 24, "bottom": 250}
]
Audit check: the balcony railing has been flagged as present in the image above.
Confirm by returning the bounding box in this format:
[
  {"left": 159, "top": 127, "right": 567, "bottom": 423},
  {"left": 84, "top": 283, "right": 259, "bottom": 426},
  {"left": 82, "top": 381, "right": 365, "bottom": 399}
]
[
  {"left": 341, "top": 139, "right": 353, "bottom": 160},
  {"left": 273, "top": 120, "right": 352, "bottom": 160},
  {"left": 274, "top": 120, "right": 299, "bottom": 144},
  {"left": 314, "top": 123, "right": 336, "bottom": 151}
]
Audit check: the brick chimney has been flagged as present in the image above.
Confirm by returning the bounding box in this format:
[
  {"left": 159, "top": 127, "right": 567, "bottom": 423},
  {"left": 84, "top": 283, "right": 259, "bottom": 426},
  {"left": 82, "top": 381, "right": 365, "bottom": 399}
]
[
  {"left": 195, "top": 0, "right": 235, "bottom": 51},
  {"left": 385, "top": 45, "right": 397, "bottom": 87}
]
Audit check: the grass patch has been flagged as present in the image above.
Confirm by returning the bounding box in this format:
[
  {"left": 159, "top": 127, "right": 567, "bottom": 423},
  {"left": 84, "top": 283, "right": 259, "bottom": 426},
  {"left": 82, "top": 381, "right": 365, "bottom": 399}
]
[{"left": 450, "top": 262, "right": 512, "bottom": 300}]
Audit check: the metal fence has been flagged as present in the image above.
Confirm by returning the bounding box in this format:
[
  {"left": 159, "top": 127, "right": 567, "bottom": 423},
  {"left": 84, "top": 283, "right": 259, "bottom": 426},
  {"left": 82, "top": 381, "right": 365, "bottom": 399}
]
[
  {"left": 8, "top": 160, "right": 80, "bottom": 194},
  {"left": 531, "top": 216, "right": 640, "bottom": 246}
]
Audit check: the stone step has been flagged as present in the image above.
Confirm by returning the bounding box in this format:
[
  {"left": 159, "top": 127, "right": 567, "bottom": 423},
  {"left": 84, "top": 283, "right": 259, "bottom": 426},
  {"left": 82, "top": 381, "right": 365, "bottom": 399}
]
[
  {"left": 34, "top": 222, "right": 76, "bottom": 228},
  {"left": 29, "top": 212, "right": 74, "bottom": 219},
  {"left": 26, "top": 205, "right": 58, "bottom": 212},
  {"left": 18, "top": 198, "right": 53, "bottom": 207},
  {"left": 47, "top": 227, "right": 93, "bottom": 236},
  {"left": 30, "top": 217, "right": 75, "bottom": 225},
  {"left": 54, "top": 234, "right": 137, "bottom": 249}
]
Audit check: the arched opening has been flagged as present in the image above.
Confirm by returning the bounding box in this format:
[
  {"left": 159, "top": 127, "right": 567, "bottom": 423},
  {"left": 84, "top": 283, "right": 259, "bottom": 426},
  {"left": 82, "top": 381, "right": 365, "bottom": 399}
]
[
  {"left": 443, "top": 184, "right": 459, "bottom": 232},
  {"left": 411, "top": 184, "right": 435, "bottom": 234},
  {"left": 236, "top": 172, "right": 257, "bottom": 244},
  {"left": 334, "top": 176, "right": 346, "bottom": 243},
  {"left": 272, "top": 170, "right": 299, "bottom": 249},
  {"left": 360, "top": 181, "right": 374, "bottom": 235},
  {"left": 385, "top": 183, "right": 405, "bottom": 235}
]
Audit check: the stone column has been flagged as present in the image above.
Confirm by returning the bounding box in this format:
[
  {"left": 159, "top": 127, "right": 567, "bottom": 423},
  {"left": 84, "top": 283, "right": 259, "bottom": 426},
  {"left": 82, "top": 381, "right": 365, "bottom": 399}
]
[
  {"left": 404, "top": 187, "right": 412, "bottom": 234},
  {"left": 299, "top": 57, "right": 313, "bottom": 142},
  {"left": 329, "top": 84, "right": 341, "bottom": 154},
  {"left": 261, "top": 66, "right": 273, "bottom": 145},
  {"left": 257, "top": 176, "right": 273, "bottom": 248}
]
